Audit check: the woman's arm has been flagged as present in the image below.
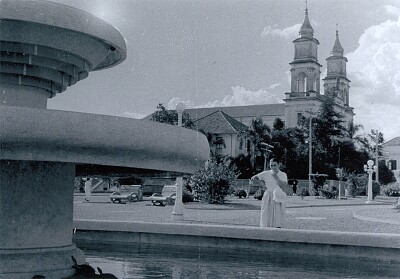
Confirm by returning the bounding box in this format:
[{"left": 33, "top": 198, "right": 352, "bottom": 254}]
[
  {"left": 273, "top": 172, "right": 289, "bottom": 193},
  {"left": 250, "top": 176, "right": 267, "bottom": 190}
]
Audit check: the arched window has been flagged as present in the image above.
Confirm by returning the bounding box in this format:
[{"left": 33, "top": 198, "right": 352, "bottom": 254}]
[
  {"left": 344, "top": 88, "right": 349, "bottom": 105},
  {"left": 312, "top": 73, "right": 318, "bottom": 91},
  {"left": 298, "top": 72, "right": 307, "bottom": 92}
]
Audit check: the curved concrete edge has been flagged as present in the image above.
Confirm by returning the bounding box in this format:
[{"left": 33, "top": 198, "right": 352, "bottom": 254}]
[
  {"left": 73, "top": 219, "right": 400, "bottom": 249},
  {"left": 0, "top": 245, "right": 83, "bottom": 279},
  {"left": 353, "top": 212, "right": 400, "bottom": 225},
  {"left": 0, "top": 106, "right": 210, "bottom": 174},
  {"left": 73, "top": 220, "right": 400, "bottom": 264}
]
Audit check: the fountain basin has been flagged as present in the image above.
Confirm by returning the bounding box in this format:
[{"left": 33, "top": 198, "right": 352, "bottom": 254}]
[
  {"left": 0, "top": 107, "right": 209, "bottom": 278},
  {"left": 0, "top": 106, "right": 209, "bottom": 173}
]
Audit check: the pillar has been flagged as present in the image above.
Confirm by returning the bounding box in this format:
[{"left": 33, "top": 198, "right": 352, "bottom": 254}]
[{"left": 0, "top": 160, "right": 83, "bottom": 278}]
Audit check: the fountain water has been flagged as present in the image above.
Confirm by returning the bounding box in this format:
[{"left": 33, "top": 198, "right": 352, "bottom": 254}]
[{"left": 0, "top": 1, "right": 209, "bottom": 278}]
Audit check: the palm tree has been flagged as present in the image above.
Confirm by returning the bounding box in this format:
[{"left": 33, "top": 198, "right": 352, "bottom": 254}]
[
  {"left": 347, "top": 122, "right": 369, "bottom": 150},
  {"left": 238, "top": 117, "right": 272, "bottom": 169}
]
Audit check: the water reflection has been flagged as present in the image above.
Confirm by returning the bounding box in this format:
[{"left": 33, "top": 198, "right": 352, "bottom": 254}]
[{"left": 79, "top": 242, "right": 400, "bottom": 279}]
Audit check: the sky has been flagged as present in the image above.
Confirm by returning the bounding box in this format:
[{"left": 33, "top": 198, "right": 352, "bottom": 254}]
[{"left": 48, "top": 0, "right": 400, "bottom": 141}]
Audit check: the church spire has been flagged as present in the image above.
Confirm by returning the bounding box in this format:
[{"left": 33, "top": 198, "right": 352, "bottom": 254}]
[
  {"left": 299, "top": 1, "right": 314, "bottom": 39},
  {"left": 331, "top": 25, "right": 344, "bottom": 56}
]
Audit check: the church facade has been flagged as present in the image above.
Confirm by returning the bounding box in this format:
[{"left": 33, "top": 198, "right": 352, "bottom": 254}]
[{"left": 283, "top": 7, "right": 354, "bottom": 128}]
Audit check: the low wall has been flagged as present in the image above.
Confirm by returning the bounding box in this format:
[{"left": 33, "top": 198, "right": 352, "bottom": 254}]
[{"left": 73, "top": 220, "right": 400, "bottom": 263}]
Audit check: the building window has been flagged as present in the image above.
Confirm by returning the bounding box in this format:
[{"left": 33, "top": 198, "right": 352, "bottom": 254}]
[
  {"left": 297, "top": 112, "right": 303, "bottom": 126},
  {"left": 388, "top": 160, "right": 397, "bottom": 170},
  {"left": 246, "top": 140, "right": 251, "bottom": 152},
  {"left": 239, "top": 138, "right": 243, "bottom": 150},
  {"left": 214, "top": 137, "right": 225, "bottom": 149}
]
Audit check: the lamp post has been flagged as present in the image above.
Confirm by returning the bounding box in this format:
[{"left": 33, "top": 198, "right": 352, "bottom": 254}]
[
  {"left": 172, "top": 102, "right": 185, "bottom": 221},
  {"left": 260, "top": 142, "right": 274, "bottom": 170},
  {"left": 364, "top": 159, "right": 376, "bottom": 204},
  {"left": 335, "top": 168, "right": 343, "bottom": 200},
  {"left": 303, "top": 110, "right": 315, "bottom": 195}
]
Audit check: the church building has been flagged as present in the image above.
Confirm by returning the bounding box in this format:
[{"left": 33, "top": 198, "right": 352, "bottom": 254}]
[
  {"left": 284, "top": 7, "right": 354, "bottom": 128},
  {"left": 186, "top": 7, "right": 354, "bottom": 130},
  {"left": 146, "top": 7, "right": 355, "bottom": 159}
]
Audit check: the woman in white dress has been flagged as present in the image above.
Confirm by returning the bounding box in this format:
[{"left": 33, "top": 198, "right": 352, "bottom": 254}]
[
  {"left": 250, "top": 158, "right": 288, "bottom": 228},
  {"left": 84, "top": 178, "right": 92, "bottom": 202}
]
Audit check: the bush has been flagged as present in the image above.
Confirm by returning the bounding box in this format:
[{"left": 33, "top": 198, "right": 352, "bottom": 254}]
[
  {"left": 235, "top": 189, "right": 247, "bottom": 198},
  {"left": 182, "top": 185, "right": 194, "bottom": 203},
  {"left": 320, "top": 186, "right": 338, "bottom": 199},
  {"left": 345, "top": 173, "right": 380, "bottom": 198},
  {"left": 381, "top": 183, "right": 400, "bottom": 197},
  {"left": 189, "top": 158, "right": 236, "bottom": 204},
  {"left": 299, "top": 187, "right": 309, "bottom": 197}
]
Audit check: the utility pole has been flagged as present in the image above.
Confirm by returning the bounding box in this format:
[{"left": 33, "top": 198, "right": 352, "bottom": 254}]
[
  {"left": 303, "top": 110, "right": 316, "bottom": 195},
  {"left": 375, "top": 130, "right": 379, "bottom": 183},
  {"left": 309, "top": 116, "right": 312, "bottom": 194}
]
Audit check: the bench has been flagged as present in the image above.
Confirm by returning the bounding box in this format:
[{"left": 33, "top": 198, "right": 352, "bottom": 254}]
[
  {"left": 149, "top": 185, "right": 177, "bottom": 206},
  {"left": 109, "top": 185, "right": 143, "bottom": 204}
]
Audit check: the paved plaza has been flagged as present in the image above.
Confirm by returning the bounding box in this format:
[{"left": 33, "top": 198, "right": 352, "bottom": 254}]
[{"left": 74, "top": 194, "right": 400, "bottom": 234}]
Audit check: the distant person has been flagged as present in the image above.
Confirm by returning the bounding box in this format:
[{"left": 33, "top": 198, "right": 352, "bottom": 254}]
[
  {"left": 84, "top": 178, "right": 91, "bottom": 202},
  {"left": 250, "top": 158, "right": 288, "bottom": 228},
  {"left": 291, "top": 179, "right": 298, "bottom": 196}
]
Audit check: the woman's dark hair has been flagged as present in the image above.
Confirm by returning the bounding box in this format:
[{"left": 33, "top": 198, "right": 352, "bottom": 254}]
[{"left": 270, "top": 158, "right": 279, "bottom": 164}]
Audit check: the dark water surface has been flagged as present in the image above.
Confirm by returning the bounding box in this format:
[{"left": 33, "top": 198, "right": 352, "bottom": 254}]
[{"left": 79, "top": 243, "right": 400, "bottom": 279}]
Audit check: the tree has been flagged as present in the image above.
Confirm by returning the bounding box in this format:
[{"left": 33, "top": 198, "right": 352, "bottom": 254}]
[
  {"left": 238, "top": 117, "right": 272, "bottom": 170},
  {"left": 348, "top": 122, "right": 369, "bottom": 150},
  {"left": 271, "top": 127, "right": 308, "bottom": 179},
  {"left": 188, "top": 157, "right": 236, "bottom": 204},
  {"left": 298, "top": 97, "right": 348, "bottom": 178},
  {"left": 293, "top": 96, "right": 377, "bottom": 179},
  {"left": 151, "top": 103, "right": 194, "bottom": 129},
  {"left": 273, "top": 118, "right": 285, "bottom": 130},
  {"left": 230, "top": 153, "right": 253, "bottom": 179}
]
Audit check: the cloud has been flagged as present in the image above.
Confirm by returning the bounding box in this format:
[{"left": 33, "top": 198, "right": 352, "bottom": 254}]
[
  {"left": 347, "top": 15, "right": 400, "bottom": 140},
  {"left": 384, "top": 5, "right": 400, "bottom": 17},
  {"left": 166, "top": 98, "right": 195, "bottom": 110},
  {"left": 268, "top": 83, "right": 281, "bottom": 90},
  {"left": 122, "top": 111, "right": 148, "bottom": 119},
  {"left": 201, "top": 85, "right": 283, "bottom": 108},
  {"left": 261, "top": 23, "right": 301, "bottom": 40}
]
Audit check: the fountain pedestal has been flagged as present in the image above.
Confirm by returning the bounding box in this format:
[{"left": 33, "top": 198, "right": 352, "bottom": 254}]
[{"left": 0, "top": 161, "right": 84, "bottom": 278}]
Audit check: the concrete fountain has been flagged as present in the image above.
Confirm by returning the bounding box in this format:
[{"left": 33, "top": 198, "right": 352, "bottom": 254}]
[{"left": 0, "top": 1, "right": 209, "bottom": 278}]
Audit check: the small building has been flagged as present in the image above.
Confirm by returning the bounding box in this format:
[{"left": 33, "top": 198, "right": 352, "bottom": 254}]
[
  {"left": 194, "top": 110, "right": 249, "bottom": 158},
  {"left": 383, "top": 137, "right": 400, "bottom": 170},
  {"left": 185, "top": 104, "right": 285, "bottom": 129}
]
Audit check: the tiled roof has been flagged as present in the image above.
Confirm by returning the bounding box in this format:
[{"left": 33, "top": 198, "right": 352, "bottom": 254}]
[
  {"left": 194, "top": 110, "right": 248, "bottom": 134},
  {"left": 384, "top": 137, "right": 400, "bottom": 146},
  {"left": 185, "top": 104, "right": 285, "bottom": 121}
]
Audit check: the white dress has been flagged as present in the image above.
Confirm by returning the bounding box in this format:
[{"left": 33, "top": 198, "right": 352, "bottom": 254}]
[
  {"left": 84, "top": 179, "right": 92, "bottom": 201},
  {"left": 256, "top": 170, "right": 288, "bottom": 228}
]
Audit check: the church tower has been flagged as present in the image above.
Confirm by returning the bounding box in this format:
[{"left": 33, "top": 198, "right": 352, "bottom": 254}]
[
  {"left": 289, "top": 6, "right": 322, "bottom": 94},
  {"left": 323, "top": 28, "right": 350, "bottom": 107},
  {"left": 284, "top": 5, "right": 324, "bottom": 127},
  {"left": 284, "top": 6, "right": 354, "bottom": 128}
]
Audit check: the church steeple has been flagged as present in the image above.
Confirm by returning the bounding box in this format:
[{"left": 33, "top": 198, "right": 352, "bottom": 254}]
[
  {"left": 331, "top": 26, "right": 344, "bottom": 56},
  {"left": 289, "top": 3, "right": 321, "bottom": 94},
  {"left": 285, "top": 7, "right": 354, "bottom": 130},
  {"left": 323, "top": 27, "right": 350, "bottom": 106},
  {"left": 300, "top": 4, "right": 314, "bottom": 39}
]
